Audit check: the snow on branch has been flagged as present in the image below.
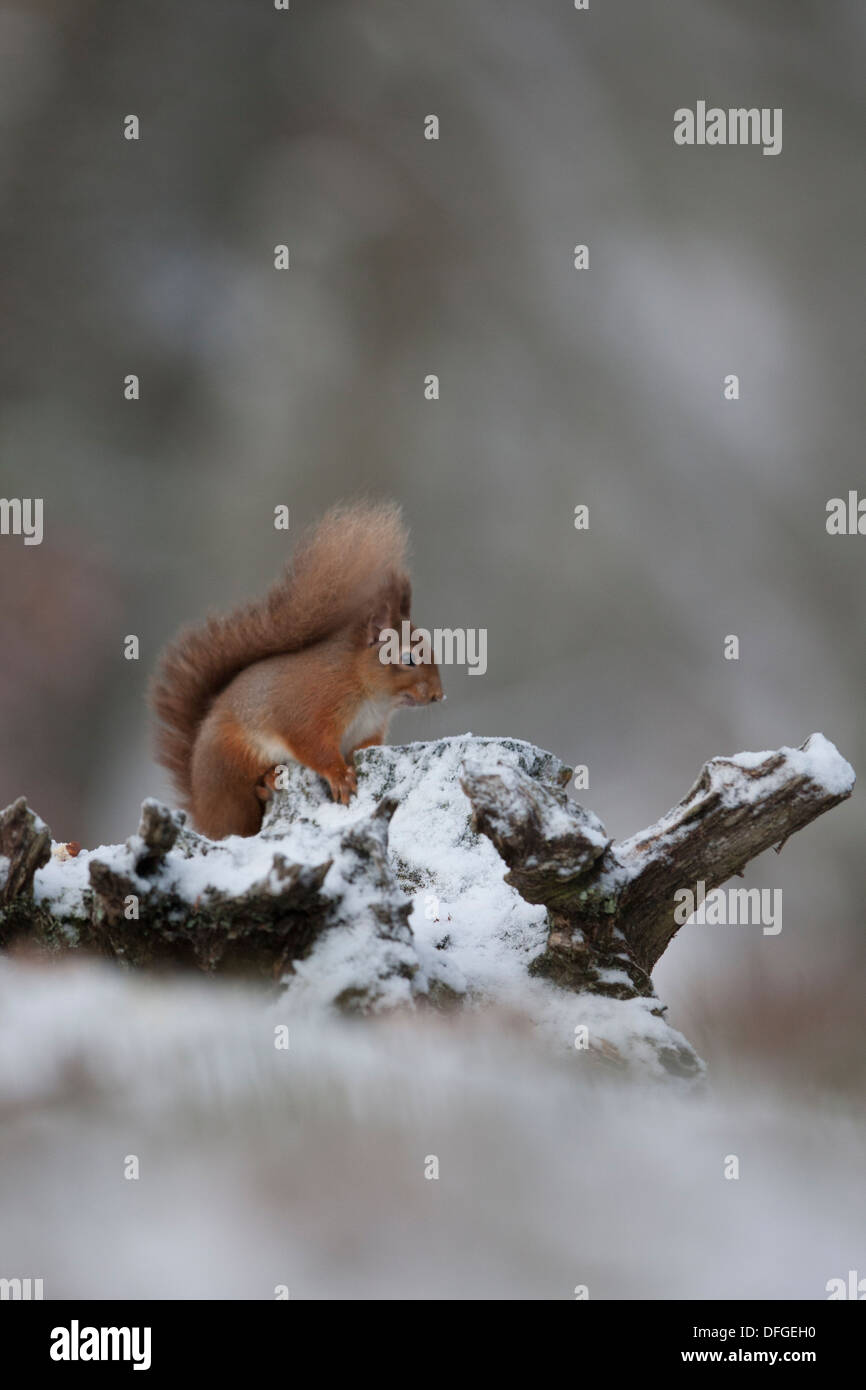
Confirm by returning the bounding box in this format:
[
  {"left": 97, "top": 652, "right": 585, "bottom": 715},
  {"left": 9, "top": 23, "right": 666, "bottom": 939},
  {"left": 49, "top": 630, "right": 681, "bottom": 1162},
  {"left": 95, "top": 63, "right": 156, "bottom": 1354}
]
[
  {"left": 461, "top": 733, "right": 853, "bottom": 999},
  {"left": 615, "top": 733, "right": 855, "bottom": 971}
]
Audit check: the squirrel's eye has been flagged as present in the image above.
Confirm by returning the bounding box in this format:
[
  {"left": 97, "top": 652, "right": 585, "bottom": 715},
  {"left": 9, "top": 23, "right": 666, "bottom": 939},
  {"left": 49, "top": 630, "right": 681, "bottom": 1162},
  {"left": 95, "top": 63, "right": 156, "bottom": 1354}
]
[{"left": 402, "top": 650, "right": 415, "bottom": 666}]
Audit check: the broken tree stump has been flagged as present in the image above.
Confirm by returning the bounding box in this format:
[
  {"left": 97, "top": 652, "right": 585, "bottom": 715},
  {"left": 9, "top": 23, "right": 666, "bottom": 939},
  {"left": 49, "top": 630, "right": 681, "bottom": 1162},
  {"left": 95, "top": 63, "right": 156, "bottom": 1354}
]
[{"left": 0, "top": 733, "right": 854, "bottom": 1078}]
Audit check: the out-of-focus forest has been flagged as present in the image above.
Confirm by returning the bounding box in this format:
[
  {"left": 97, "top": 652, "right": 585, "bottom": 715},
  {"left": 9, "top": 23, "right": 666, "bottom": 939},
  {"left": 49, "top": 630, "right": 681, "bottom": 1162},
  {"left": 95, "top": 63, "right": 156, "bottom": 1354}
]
[{"left": 0, "top": 0, "right": 863, "bottom": 1083}]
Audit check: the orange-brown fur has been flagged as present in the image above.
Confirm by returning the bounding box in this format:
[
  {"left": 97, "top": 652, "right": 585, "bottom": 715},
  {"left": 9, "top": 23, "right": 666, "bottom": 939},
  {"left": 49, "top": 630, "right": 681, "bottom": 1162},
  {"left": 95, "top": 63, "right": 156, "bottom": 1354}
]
[{"left": 151, "top": 503, "right": 443, "bottom": 839}]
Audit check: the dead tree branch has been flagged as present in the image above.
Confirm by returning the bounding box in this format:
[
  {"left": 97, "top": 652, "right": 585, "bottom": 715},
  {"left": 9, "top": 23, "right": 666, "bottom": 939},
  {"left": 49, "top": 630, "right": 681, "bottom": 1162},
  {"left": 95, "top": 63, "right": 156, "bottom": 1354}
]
[{"left": 461, "top": 732, "right": 854, "bottom": 997}]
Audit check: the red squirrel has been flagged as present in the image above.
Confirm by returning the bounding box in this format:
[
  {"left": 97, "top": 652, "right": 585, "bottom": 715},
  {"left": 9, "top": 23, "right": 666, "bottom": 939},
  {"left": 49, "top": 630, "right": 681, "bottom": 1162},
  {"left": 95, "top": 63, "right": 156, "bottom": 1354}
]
[{"left": 150, "top": 502, "right": 443, "bottom": 839}]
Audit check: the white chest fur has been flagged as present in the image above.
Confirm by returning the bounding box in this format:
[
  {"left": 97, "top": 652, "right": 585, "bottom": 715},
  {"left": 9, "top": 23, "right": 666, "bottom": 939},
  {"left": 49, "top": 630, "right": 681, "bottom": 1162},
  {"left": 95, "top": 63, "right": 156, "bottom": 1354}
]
[
  {"left": 249, "top": 732, "right": 298, "bottom": 766},
  {"left": 340, "top": 696, "right": 393, "bottom": 756}
]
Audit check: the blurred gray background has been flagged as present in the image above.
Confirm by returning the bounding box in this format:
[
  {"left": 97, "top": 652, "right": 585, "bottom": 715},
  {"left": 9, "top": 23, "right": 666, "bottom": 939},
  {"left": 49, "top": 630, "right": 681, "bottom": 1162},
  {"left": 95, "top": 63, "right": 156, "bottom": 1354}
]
[{"left": 0, "top": 0, "right": 863, "bottom": 1080}]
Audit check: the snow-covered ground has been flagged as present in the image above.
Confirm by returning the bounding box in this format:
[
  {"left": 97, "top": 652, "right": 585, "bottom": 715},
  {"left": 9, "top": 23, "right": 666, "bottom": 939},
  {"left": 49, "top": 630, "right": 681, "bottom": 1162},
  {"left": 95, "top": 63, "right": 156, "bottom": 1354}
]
[{"left": 0, "top": 954, "right": 862, "bottom": 1300}]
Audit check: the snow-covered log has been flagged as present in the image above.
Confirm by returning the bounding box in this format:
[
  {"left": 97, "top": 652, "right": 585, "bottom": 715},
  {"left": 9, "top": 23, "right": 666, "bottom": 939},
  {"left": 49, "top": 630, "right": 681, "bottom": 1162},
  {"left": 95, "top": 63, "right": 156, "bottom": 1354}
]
[{"left": 0, "top": 733, "right": 854, "bottom": 1080}]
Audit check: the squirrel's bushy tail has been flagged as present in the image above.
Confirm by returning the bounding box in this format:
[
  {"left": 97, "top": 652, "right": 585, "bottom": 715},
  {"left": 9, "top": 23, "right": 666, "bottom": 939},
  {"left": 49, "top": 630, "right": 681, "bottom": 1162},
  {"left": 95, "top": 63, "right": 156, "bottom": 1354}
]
[{"left": 150, "top": 502, "right": 409, "bottom": 803}]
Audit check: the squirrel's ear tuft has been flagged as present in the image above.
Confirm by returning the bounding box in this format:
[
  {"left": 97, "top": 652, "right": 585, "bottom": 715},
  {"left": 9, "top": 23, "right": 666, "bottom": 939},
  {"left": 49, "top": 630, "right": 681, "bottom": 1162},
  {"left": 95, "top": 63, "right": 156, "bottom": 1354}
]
[
  {"left": 366, "top": 571, "right": 409, "bottom": 644},
  {"left": 366, "top": 601, "right": 392, "bottom": 646},
  {"left": 399, "top": 577, "right": 412, "bottom": 620}
]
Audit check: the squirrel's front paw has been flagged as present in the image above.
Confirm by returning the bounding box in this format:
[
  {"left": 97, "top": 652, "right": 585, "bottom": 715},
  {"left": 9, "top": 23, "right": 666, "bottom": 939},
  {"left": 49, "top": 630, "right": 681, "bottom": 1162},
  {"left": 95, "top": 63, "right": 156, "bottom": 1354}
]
[
  {"left": 328, "top": 766, "right": 357, "bottom": 805},
  {"left": 255, "top": 766, "right": 279, "bottom": 803}
]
